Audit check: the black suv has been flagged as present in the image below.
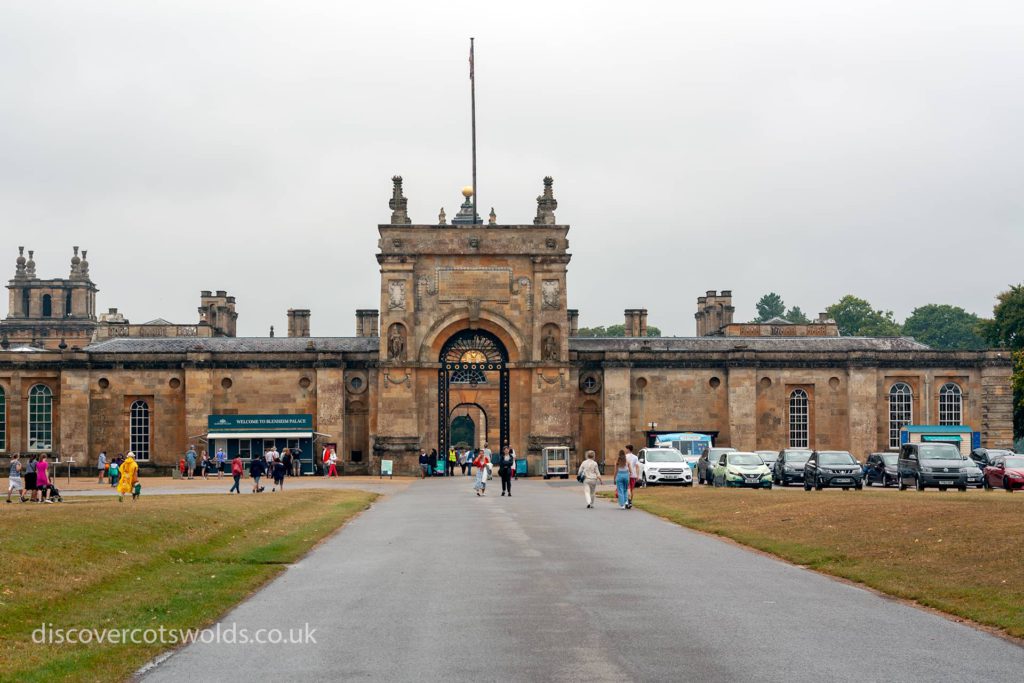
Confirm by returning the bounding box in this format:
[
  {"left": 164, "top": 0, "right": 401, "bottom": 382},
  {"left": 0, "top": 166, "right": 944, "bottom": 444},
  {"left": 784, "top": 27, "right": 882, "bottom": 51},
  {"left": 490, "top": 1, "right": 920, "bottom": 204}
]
[
  {"left": 897, "top": 442, "right": 979, "bottom": 491},
  {"left": 803, "top": 450, "right": 863, "bottom": 491},
  {"left": 697, "top": 447, "right": 736, "bottom": 485},
  {"left": 773, "top": 448, "right": 812, "bottom": 486},
  {"left": 863, "top": 452, "right": 899, "bottom": 487},
  {"left": 970, "top": 448, "right": 1014, "bottom": 471}
]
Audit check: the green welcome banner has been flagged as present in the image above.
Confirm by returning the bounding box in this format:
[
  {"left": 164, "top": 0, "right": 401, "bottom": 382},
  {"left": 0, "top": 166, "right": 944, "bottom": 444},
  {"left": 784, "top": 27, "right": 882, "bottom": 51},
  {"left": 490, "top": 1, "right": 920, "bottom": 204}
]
[{"left": 207, "top": 414, "right": 313, "bottom": 433}]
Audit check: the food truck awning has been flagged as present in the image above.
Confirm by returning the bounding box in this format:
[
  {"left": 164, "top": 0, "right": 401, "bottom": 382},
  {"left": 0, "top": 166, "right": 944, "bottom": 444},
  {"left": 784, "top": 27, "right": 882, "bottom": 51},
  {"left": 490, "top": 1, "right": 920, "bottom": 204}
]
[{"left": 206, "top": 431, "right": 313, "bottom": 440}]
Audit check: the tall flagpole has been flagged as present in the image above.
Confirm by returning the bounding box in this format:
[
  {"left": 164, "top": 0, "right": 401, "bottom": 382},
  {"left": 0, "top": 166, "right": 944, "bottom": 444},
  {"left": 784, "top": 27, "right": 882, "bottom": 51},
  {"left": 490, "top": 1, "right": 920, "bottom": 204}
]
[{"left": 470, "top": 37, "right": 478, "bottom": 223}]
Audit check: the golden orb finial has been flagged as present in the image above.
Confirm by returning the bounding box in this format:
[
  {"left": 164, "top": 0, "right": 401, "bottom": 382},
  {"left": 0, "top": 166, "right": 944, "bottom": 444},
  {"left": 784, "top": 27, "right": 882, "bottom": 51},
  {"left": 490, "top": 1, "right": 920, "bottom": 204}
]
[{"left": 461, "top": 185, "right": 474, "bottom": 198}]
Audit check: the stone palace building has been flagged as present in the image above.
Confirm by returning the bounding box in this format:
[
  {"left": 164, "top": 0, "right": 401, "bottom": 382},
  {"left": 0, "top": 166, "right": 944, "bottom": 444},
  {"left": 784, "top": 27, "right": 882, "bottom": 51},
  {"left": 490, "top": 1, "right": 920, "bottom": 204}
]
[{"left": 0, "top": 177, "right": 1015, "bottom": 474}]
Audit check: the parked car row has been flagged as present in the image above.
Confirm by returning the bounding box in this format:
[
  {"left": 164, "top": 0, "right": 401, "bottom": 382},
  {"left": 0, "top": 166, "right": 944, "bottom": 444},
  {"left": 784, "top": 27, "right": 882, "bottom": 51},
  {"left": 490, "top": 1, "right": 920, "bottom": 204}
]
[{"left": 687, "top": 442, "right": 1017, "bottom": 493}]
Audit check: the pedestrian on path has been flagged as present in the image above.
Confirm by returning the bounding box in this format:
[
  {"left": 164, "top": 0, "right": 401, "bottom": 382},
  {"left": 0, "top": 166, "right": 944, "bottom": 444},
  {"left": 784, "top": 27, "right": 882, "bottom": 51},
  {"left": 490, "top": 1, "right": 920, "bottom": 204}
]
[
  {"left": 215, "top": 447, "right": 226, "bottom": 477},
  {"left": 109, "top": 456, "right": 121, "bottom": 490},
  {"left": 419, "top": 450, "right": 430, "bottom": 479},
  {"left": 465, "top": 449, "right": 475, "bottom": 477},
  {"left": 291, "top": 446, "right": 303, "bottom": 476},
  {"left": 36, "top": 454, "right": 51, "bottom": 503},
  {"left": 428, "top": 449, "right": 438, "bottom": 477},
  {"left": 7, "top": 453, "right": 26, "bottom": 503},
  {"left": 200, "top": 450, "right": 211, "bottom": 479},
  {"left": 327, "top": 449, "right": 339, "bottom": 477},
  {"left": 117, "top": 452, "right": 139, "bottom": 503},
  {"left": 25, "top": 455, "right": 38, "bottom": 501},
  {"left": 281, "top": 448, "right": 293, "bottom": 482},
  {"left": 498, "top": 447, "right": 515, "bottom": 496},
  {"left": 272, "top": 457, "right": 286, "bottom": 492},
  {"left": 577, "top": 450, "right": 603, "bottom": 508},
  {"left": 250, "top": 455, "right": 266, "bottom": 493},
  {"left": 96, "top": 450, "right": 107, "bottom": 484},
  {"left": 185, "top": 446, "right": 197, "bottom": 480},
  {"left": 458, "top": 449, "right": 468, "bottom": 476},
  {"left": 447, "top": 448, "right": 457, "bottom": 477},
  {"left": 625, "top": 444, "right": 639, "bottom": 509},
  {"left": 473, "top": 450, "right": 490, "bottom": 496},
  {"left": 229, "top": 456, "right": 243, "bottom": 494},
  {"left": 614, "top": 450, "right": 630, "bottom": 509}
]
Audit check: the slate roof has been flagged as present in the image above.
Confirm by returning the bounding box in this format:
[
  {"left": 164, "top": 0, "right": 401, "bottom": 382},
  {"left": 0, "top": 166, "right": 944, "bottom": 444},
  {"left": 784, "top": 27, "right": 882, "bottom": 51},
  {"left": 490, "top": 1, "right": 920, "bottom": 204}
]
[
  {"left": 84, "top": 337, "right": 380, "bottom": 354},
  {"left": 569, "top": 336, "right": 932, "bottom": 353}
]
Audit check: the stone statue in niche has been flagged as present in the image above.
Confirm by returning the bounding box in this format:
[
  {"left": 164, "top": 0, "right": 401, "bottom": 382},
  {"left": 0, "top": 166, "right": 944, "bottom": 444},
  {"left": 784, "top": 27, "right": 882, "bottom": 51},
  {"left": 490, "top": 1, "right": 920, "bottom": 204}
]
[
  {"left": 388, "top": 324, "right": 406, "bottom": 360},
  {"left": 542, "top": 280, "right": 560, "bottom": 309},
  {"left": 541, "top": 329, "right": 559, "bottom": 361},
  {"left": 388, "top": 280, "right": 406, "bottom": 310}
]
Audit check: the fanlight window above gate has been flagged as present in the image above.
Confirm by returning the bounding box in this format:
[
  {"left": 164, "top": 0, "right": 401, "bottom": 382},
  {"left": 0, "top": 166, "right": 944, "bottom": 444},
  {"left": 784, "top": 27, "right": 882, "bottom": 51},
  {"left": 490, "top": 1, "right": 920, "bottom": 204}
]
[{"left": 441, "top": 331, "right": 507, "bottom": 365}]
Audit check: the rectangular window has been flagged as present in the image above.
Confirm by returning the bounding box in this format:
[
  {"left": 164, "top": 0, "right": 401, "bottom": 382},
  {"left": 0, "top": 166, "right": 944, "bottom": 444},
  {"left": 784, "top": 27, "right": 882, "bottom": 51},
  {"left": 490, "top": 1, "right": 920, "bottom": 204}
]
[
  {"left": 238, "top": 439, "right": 252, "bottom": 459},
  {"left": 351, "top": 450, "right": 363, "bottom": 463},
  {"left": 789, "top": 389, "right": 809, "bottom": 449},
  {"left": 129, "top": 401, "right": 151, "bottom": 461}
]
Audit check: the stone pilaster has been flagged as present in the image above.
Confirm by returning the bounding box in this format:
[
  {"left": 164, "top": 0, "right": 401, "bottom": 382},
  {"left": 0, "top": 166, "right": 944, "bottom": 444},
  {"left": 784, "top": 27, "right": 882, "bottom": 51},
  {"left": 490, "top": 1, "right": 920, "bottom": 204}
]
[
  {"left": 981, "top": 354, "right": 1014, "bottom": 448},
  {"left": 184, "top": 354, "right": 213, "bottom": 454},
  {"left": 847, "top": 364, "right": 878, "bottom": 455},
  {"left": 602, "top": 363, "right": 631, "bottom": 469},
  {"left": 58, "top": 361, "right": 90, "bottom": 462},
  {"left": 726, "top": 366, "right": 756, "bottom": 449}
]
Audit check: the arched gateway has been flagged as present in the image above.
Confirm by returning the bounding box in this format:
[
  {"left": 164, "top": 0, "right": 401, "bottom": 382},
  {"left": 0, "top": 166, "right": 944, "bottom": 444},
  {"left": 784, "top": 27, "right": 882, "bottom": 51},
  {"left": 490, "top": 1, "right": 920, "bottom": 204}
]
[{"left": 438, "top": 329, "right": 510, "bottom": 456}]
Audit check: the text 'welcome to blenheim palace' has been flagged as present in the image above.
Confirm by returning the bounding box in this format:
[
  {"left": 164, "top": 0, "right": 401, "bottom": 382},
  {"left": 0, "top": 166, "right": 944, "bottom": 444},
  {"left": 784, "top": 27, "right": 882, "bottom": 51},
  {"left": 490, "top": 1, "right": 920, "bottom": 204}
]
[{"left": 0, "top": 177, "right": 1014, "bottom": 474}]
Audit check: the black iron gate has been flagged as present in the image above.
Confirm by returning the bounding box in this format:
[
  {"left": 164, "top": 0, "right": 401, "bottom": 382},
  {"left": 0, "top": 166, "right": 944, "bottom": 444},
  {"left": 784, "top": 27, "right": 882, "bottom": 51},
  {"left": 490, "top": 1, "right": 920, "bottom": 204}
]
[{"left": 438, "top": 329, "right": 509, "bottom": 457}]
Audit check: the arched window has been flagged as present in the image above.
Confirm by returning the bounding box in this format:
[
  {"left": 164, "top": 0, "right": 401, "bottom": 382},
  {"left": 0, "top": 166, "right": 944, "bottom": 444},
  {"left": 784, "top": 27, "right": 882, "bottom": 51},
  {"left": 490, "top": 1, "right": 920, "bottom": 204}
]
[
  {"left": 130, "top": 400, "right": 151, "bottom": 461},
  {"left": 888, "top": 383, "right": 913, "bottom": 449},
  {"left": 28, "top": 384, "right": 53, "bottom": 451},
  {"left": 0, "top": 386, "right": 6, "bottom": 452},
  {"left": 41, "top": 294, "right": 52, "bottom": 317},
  {"left": 65, "top": 290, "right": 72, "bottom": 316},
  {"left": 788, "top": 389, "right": 809, "bottom": 448},
  {"left": 938, "top": 383, "right": 962, "bottom": 426}
]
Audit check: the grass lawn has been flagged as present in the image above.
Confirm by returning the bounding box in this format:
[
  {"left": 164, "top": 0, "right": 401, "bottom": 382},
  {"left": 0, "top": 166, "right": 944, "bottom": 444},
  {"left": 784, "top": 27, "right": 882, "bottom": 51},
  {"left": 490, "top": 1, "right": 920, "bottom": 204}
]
[
  {"left": 0, "top": 489, "right": 377, "bottom": 682},
  {"left": 624, "top": 486, "right": 1024, "bottom": 638}
]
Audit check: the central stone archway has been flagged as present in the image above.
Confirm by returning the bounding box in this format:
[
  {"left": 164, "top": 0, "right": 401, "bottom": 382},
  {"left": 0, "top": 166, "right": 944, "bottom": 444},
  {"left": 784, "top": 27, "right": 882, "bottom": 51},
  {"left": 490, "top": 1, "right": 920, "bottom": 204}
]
[{"left": 438, "top": 329, "right": 509, "bottom": 457}]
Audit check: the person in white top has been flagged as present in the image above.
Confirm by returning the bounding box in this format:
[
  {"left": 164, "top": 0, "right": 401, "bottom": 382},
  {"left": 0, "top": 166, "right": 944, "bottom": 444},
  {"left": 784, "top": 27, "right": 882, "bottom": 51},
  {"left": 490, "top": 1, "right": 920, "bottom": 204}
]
[
  {"left": 625, "top": 444, "right": 640, "bottom": 509},
  {"left": 577, "top": 450, "right": 603, "bottom": 508}
]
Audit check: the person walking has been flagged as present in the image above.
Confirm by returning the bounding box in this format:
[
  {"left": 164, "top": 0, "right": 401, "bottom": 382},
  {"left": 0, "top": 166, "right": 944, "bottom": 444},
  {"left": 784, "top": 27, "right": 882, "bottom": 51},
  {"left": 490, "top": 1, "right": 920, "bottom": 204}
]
[
  {"left": 509, "top": 447, "right": 519, "bottom": 479},
  {"left": 625, "top": 444, "right": 640, "bottom": 509},
  {"left": 291, "top": 445, "right": 303, "bottom": 476},
  {"left": 447, "top": 448, "right": 457, "bottom": 477},
  {"left": 497, "top": 447, "right": 515, "bottom": 497},
  {"left": 117, "top": 452, "right": 139, "bottom": 503},
  {"left": 228, "top": 455, "right": 243, "bottom": 494},
  {"left": 7, "top": 453, "right": 26, "bottom": 503},
  {"left": 250, "top": 455, "right": 266, "bottom": 493},
  {"left": 25, "top": 454, "right": 38, "bottom": 502},
  {"left": 458, "top": 449, "right": 468, "bottom": 476},
  {"left": 473, "top": 449, "right": 490, "bottom": 496},
  {"left": 96, "top": 450, "right": 107, "bottom": 484},
  {"left": 418, "top": 450, "right": 429, "bottom": 479},
  {"left": 36, "top": 454, "right": 52, "bottom": 503},
  {"left": 185, "top": 445, "right": 197, "bottom": 480},
  {"left": 577, "top": 450, "right": 603, "bottom": 508},
  {"left": 327, "top": 449, "right": 339, "bottom": 477},
  {"left": 272, "top": 456, "right": 286, "bottom": 492},
  {"left": 281, "top": 448, "right": 293, "bottom": 483},
  {"left": 465, "top": 449, "right": 475, "bottom": 477},
  {"left": 265, "top": 446, "right": 275, "bottom": 475},
  {"left": 428, "top": 449, "right": 438, "bottom": 477},
  {"left": 215, "top": 447, "right": 226, "bottom": 478},
  {"left": 614, "top": 450, "right": 630, "bottom": 509},
  {"left": 109, "top": 456, "right": 121, "bottom": 490}
]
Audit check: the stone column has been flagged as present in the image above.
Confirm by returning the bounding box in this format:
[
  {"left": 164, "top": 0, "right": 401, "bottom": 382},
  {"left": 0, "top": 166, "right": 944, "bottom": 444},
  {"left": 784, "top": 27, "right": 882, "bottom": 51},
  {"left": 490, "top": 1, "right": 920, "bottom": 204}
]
[
  {"left": 847, "top": 363, "right": 879, "bottom": 455},
  {"left": 59, "top": 360, "right": 91, "bottom": 464},
  {"left": 602, "top": 362, "right": 631, "bottom": 470},
  {"left": 726, "top": 365, "right": 756, "bottom": 449}
]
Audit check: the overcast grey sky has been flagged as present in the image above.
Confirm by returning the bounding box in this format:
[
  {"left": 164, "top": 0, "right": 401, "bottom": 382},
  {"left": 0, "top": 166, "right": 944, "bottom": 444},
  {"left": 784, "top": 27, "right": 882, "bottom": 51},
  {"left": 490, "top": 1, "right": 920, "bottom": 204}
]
[{"left": 2, "top": 1, "right": 1021, "bottom": 336}]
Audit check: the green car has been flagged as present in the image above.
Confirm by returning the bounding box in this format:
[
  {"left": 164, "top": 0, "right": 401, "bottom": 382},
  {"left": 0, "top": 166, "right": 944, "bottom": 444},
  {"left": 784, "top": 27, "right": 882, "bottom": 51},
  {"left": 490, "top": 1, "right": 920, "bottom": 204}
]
[{"left": 712, "top": 451, "right": 773, "bottom": 489}]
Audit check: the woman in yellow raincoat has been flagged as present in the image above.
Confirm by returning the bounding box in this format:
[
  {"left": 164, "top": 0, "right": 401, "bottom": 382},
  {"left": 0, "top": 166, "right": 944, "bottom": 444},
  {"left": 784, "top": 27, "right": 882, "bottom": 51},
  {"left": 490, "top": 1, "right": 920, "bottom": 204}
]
[{"left": 118, "top": 452, "right": 139, "bottom": 502}]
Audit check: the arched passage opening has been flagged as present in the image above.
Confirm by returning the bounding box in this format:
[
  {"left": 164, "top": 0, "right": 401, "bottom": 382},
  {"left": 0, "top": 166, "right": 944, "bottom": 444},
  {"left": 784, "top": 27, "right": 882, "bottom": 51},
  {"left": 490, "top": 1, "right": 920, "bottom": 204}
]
[{"left": 438, "top": 329, "right": 509, "bottom": 457}]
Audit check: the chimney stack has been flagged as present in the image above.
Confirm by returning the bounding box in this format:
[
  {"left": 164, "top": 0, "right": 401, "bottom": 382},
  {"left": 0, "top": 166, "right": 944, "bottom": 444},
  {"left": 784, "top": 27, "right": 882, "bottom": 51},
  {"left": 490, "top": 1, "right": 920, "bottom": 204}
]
[
  {"left": 695, "top": 290, "right": 734, "bottom": 336},
  {"left": 287, "top": 309, "right": 311, "bottom": 338},
  {"left": 356, "top": 309, "right": 380, "bottom": 337},
  {"left": 198, "top": 290, "right": 238, "bottom": 337},
  {"left": 567, "top": 309, "right": 579, "bottom": 337},
  {"left": 624, "top": 309, "right": 647, "bottom": 337}
]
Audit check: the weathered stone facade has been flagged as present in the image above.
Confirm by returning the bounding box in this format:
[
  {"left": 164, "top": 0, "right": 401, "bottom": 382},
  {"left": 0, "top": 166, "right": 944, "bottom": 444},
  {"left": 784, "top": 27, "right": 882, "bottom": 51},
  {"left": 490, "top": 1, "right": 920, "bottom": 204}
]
[{"left": 0, "top": 178, "right": 1015, "bottom": 473}]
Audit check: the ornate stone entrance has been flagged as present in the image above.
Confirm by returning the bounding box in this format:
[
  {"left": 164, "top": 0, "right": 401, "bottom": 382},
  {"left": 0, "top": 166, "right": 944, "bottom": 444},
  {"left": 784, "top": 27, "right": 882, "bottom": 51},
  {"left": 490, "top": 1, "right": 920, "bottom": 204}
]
[{"left": 438, "top": 329, "right": 509, "bottom": 456}]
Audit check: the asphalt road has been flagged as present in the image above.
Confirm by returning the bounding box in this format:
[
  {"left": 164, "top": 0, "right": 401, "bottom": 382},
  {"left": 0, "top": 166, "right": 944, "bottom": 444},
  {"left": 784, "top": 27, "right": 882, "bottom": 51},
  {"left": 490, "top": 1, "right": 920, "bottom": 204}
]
[{"left": 141, "top": 477, "right": 1023, "bottom": 682}]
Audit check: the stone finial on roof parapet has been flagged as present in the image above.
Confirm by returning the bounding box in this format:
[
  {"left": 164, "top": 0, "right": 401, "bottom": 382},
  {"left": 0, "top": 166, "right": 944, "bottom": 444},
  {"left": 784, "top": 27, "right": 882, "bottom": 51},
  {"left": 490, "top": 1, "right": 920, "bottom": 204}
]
[
  {"left": 14, "top": 246, "right": 26, "bottom": 279},
  {"left": 533, "top": 176, "right": 558, "bottom": 225},
  {"left": 26, "top": 250, "right": 36, "bottom": 278},
  {"left": 70, "top": 246, "right": 82, "bottom": 279},
  {"left": 389, "top": 175, "right": 411, "bottom": 225},
  {"left": 488, "top": 207, "right": 497, "bottom": 225},
  {"left": 438, "top": 207, "right": 447, "bottom": 225}
]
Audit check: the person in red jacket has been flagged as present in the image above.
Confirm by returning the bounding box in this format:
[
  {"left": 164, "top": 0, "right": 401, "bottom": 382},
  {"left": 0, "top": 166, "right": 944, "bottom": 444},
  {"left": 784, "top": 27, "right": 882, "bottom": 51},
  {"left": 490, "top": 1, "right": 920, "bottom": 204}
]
[{"left": 228, "top": 456, "right": 243, "bottom": 494}]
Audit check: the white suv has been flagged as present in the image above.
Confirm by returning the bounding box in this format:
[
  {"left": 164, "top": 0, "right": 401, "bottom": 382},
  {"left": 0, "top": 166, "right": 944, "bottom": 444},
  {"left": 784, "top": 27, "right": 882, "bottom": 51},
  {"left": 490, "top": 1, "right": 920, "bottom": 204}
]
[{"left": 638, "top": 448, "right": 694, "bottom": 486}]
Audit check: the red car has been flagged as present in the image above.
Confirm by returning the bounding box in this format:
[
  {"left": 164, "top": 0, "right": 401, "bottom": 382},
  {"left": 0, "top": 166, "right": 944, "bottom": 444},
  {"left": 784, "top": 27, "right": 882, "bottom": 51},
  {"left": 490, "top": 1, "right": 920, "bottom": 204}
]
[{"left": 983, "top": 454, "right": 1024, "bottom": 492}]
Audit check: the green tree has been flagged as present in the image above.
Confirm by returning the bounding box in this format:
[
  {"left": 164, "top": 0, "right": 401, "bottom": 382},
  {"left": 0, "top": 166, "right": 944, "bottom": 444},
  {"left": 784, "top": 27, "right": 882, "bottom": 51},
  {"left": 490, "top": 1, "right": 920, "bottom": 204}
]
[
  {"left": 825, "top": 295, "right": 902, "bottom": 336},
  {"left": 575, "top": 323, "right": 661, "bottom": 337},
  {"left": 902, "top": 304, "right": 986, "bottom": 350},
  {"left": 754, "top": 293, "right": 786, "bottom": 322},
  {"left": 984, "top": 284, "right": 1024, "bottom": 439},
  {"left": 784, "top": 306, "right": 810, "bottom": 324}
]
